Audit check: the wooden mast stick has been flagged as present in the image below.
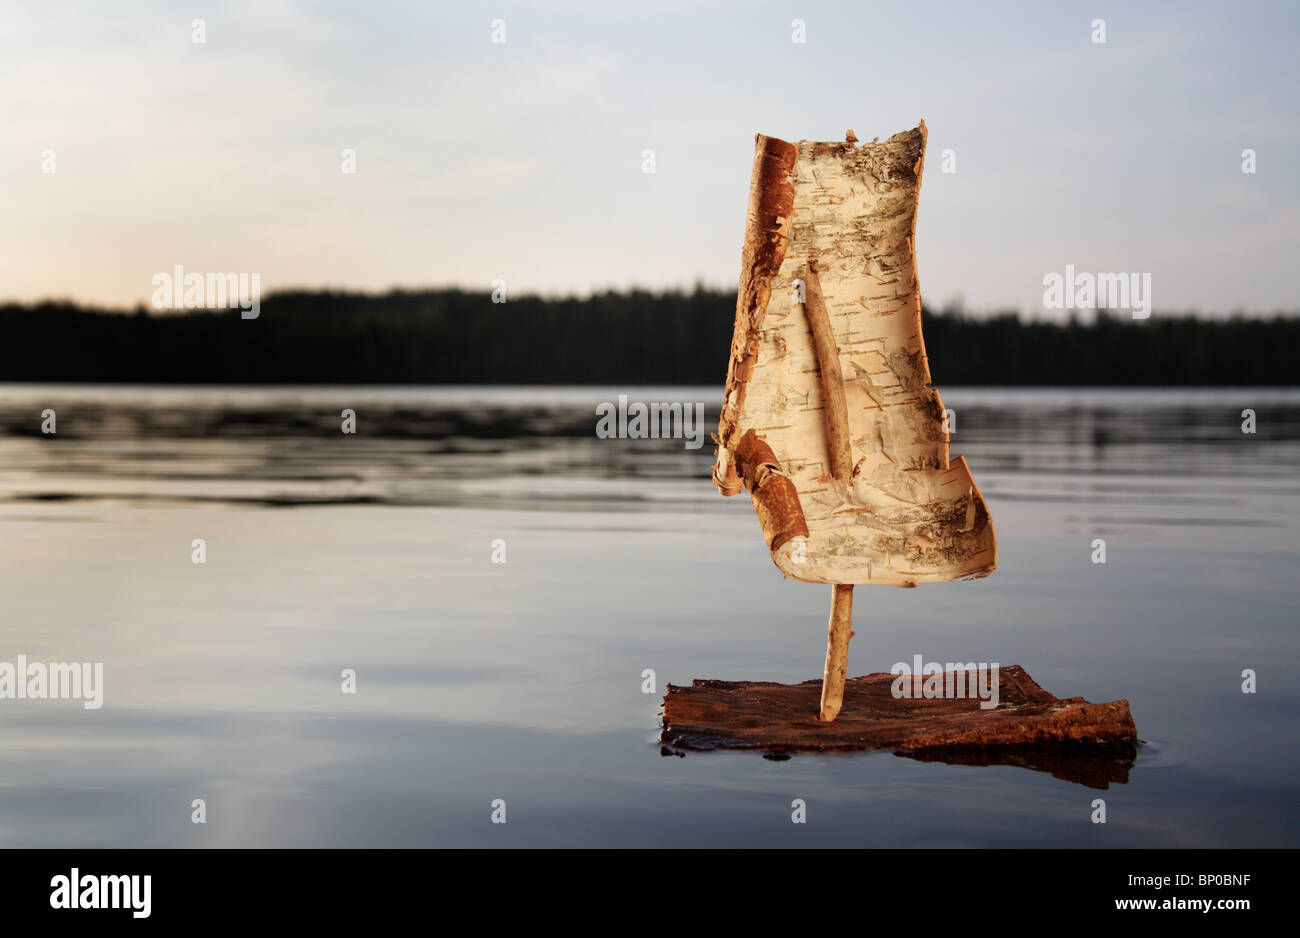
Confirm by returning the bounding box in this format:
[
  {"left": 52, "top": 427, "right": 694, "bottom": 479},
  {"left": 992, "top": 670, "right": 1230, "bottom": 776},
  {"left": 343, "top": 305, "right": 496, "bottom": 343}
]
[
  {"left": 820, "top": 583, "right": 855, "bottom": 722},
  {"left": 801, "top": 259, "right": 856, "bottom": 722}
]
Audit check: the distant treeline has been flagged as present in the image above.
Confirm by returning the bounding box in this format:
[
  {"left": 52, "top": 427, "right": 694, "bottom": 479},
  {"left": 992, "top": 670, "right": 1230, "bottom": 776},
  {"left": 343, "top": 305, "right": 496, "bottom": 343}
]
[{"left": 2, "top": 288, "right": 1295, "bottom": 385}]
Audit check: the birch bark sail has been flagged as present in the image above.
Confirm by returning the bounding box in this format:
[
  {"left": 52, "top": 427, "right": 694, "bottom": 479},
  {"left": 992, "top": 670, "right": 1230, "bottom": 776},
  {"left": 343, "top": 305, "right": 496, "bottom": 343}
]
[{"left": 713, "top": 123, "right": 997, "bottom": 720}]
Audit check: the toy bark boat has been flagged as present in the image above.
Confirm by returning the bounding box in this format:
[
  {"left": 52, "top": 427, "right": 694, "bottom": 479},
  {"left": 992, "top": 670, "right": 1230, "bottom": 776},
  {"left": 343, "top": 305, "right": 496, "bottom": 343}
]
[{"left": 661, "top": 123, "right": 1136, "bottom": 772}]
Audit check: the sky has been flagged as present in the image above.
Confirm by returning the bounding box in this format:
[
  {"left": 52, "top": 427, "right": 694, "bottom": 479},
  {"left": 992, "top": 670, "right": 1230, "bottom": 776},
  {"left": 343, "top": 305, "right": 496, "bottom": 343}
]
[{"left": 1, "top": 0, "right": 1296, "bottom": 317}]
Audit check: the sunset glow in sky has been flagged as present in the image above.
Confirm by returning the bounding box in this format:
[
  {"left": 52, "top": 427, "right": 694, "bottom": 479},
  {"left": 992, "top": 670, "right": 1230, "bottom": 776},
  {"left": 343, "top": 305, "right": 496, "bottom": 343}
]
[{"left": 2, "top": 0, "right": 1296, "bottom": 317}]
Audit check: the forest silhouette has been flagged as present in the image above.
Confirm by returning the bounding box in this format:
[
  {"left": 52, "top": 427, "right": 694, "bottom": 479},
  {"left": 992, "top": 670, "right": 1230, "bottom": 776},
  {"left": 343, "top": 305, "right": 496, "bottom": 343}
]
[{"left": 2, "top": 287, "right": 1293, "bottom": 385}]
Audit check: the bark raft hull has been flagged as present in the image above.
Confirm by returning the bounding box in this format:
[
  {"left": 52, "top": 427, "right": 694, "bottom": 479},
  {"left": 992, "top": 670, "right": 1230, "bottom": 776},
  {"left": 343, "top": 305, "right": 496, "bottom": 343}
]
[{"left": 661, "top": 666, "right": 1137, "bottom": 789}]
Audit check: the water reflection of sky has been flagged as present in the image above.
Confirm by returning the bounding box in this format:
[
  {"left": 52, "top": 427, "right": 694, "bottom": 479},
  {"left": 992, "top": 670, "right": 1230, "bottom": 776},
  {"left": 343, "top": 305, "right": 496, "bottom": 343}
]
[{"left": 0, "top": 386, "right": 1296, "bottom": 846}]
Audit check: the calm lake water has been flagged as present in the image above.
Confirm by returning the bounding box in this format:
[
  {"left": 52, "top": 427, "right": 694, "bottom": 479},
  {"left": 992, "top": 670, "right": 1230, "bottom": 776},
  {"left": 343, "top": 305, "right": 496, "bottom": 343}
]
[{"left": 0, "top": 385, "right": 1296, "bottom": 847}]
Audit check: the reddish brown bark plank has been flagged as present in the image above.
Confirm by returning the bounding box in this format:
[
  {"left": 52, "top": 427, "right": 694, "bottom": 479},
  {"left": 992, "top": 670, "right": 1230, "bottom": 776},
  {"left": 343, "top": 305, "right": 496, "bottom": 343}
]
[{"left": 661, "top": 665, "right": 1137, "bottom": 789}]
